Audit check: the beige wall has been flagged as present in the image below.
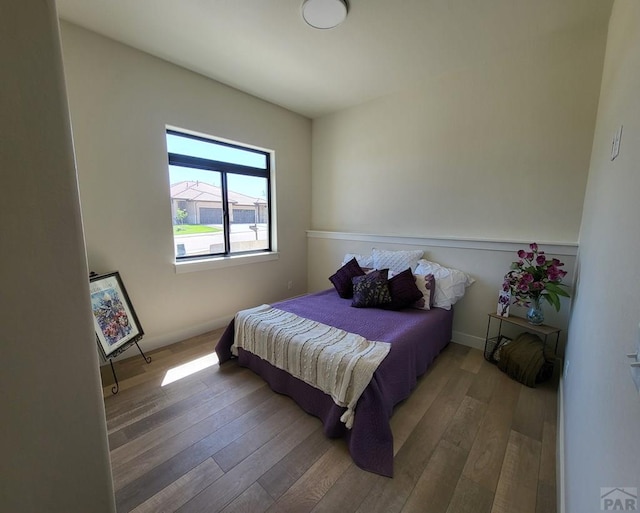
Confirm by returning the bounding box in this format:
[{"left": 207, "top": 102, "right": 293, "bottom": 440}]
[
  {"left": 311, "top": 24, "right": 606, "bottom": 241},
  {"left": 563, "top": 1, "right": 640, "bottom": 510},
  {"left": 0, "top": 1, "right": 115, "bottom": 511},
  {"left": 308, "top": 19, "right": 608, "bottom": 345},
  {"left": 60, "top": 22, "right": 312, "bottom": 353}
]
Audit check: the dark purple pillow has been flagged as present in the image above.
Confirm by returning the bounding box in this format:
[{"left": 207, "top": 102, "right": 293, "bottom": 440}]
[
  {"left": 329, "top": 257, "right": 365, "bottom": 298},
  {"left": 382, "top": 268, "right": 424, "bottom": 310},
  {"left": 351, "top": 269, "right": 392, "bottom": 308}
]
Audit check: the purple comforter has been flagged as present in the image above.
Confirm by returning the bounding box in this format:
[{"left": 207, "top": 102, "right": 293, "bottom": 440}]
[{"left": 215, "top": 288, "right": 453, "bottom": 477}]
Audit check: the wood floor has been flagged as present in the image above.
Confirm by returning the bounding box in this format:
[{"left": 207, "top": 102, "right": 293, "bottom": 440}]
[{"left": 101, "top": 329, "right": 558, "bottom": 513}]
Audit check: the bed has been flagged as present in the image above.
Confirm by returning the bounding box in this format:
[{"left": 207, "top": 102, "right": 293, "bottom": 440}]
[{"left": 215, "top": 287, "right": 454, "bottom": 477}]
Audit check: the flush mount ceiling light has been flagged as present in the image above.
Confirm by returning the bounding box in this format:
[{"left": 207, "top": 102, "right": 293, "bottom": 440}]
[{"left": 302, "top": 0, "right": 348, "bottom": 29}]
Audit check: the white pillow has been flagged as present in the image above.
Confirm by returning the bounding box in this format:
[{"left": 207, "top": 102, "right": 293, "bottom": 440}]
[
  {"left": 341, "top": 253, "right": 373, "bottom": 268},
  {"left": 414, "top": 259, "right": 475, "bottom": 310},
  {"left": 371, "top": 248, "right": 424, "bottom": 274}
]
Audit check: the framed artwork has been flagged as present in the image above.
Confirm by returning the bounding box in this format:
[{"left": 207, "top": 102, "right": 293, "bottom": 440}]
[
  {"left": 497, "top": 288, "right": 511, "bottom": 317},
  {"left": 89, "top": 271, "right": 144, "bottom": 359}
]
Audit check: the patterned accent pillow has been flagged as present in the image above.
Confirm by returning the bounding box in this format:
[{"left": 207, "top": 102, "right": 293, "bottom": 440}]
[
  {"left": 413, "top": 273, "right": 435, "bottom": 310},
  {"left": 329, "top": 258, "right": 365, "bottom": 299},
  {"left": 414, "top": 260, "right": 475, "bottom": 310},
  {"left": 371, "top": 248, "right": 424, "bottom": 274},
  {"left": 351, "top": 270, "right": 392, "bottom": 308},
  {"left": 382, "top": 268, "right": 424, "bottom": 310}
]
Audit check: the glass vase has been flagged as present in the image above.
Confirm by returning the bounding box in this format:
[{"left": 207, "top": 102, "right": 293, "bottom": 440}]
[{"left": 526, "top": 297, "right": 544, "bottom": 325}]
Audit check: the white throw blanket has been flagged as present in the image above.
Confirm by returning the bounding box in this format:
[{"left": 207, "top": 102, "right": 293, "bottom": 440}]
[{"left": 232, "top": 304, "right": 391, "bottom": 428}]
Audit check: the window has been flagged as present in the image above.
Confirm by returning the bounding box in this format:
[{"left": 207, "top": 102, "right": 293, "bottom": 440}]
[{"left": 166, "top": 129, "right": 272, "bottom": 260}]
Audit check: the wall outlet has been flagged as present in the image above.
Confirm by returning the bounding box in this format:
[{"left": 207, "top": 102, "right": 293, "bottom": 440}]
[{"left": 287, "top": 280, "right": 293, "bottom": 290}]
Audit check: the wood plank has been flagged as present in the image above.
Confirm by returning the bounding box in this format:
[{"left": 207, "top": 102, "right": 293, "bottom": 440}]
[
  {"left": 219, "top": 482, "right": 275, "bottom": 513},
  {"left": 539, "top": 376, "right": 559, "bottom": 425},
  {"left": 442, "top": 395, "right": 488, "bottom": 452},
  {"left": 107, "top": 380, "right": 210, "bottom": 436},
  {"left": 265, "top": 444, "right": 352, "bottom": 513},
  {"left": 536, "top": 482, "right": 556, "bottom": 513},
  {"left": 100, "top": 345, "right": 176, "bottom": 385},
  {"left": 460, "top": 348, "right": 485, "bottom": 374},
  {"left": 401, "top": 440, "right": 468, "bottom": 513},
  {"left": 106, "top": 374, "right": 213, "bottom": 441},
  {"left": 445, "top": 342, "right": 472, "bottom": 365},
  {"left": 176, "top": 413, "right": 321, "bottom": 513},
  {"left": 258, "top": 426, "right": 332, "bottom": 500},
  {"left": 490, "top": 430, "right": 541, "bottom": 513},
  {"left": 390, "top": 350, "right": 457, "bottom": 454},
  {"left": 466, "top": 360, "right": 501, "bottom": 404},
  {"left": 130, "top": 458, "right": 224, "bottom": 513},
  {"left": 112, "top": 380, "right": 281, "bottom": 491},
  {"left": 117, "top": 403, "right": 284, "bottom": 510},
  {"left": 102, "top": 341, "right": 220, "bottom": 396},
  {"left": 115, "top": 395, "right": 290, "bottom": 509},
  {"left": 108, "top": 429, "right": 128, "bottom": 450},
  {"left": 401, "top": 469, "right": 453, "bottom": 513},
  {"left": 105, "top": 348, "right": 230, "bottom": 406},
  {"left": 538, "top": 421, "right": 556, "bottom": 486},
  {"left": 445, "top": 476, "right": 494, "bottom": 513},
  {"left": 511, "top": 384, "right": 545, "bottom": 442},
  {"left": 354, "top": 369, "right": 475, "bottom": 513},
  {"left": 113, "top": 386, "right": 284, "bottom": 493},
  {"left": 213, "top": 395, "right": 317, "bottom": 472},
  {"left": 105, "top": 369, "right": 247, "bottom": 446},
  {"left": 320, "top": 353, "right": 468, "bottom": 513},
  {"left": 115, "top": 385, "right": 218, "bottom": 444},
  {"left": 461, "top": 370, "right": 521, "bottom": 492},
  {"left": 110, "top": 371, "right": 266, "bottom": 472},
  {"left": 105, "top": 364, "right": 237, "bottom": 420},
  {"left": 309, "top": 464, "right": 384, "bottom": 513}
]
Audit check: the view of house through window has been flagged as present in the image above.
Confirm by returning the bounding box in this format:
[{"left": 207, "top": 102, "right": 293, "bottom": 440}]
[{"left": 166, "top": 129, "right": 272, "bottom": 259}]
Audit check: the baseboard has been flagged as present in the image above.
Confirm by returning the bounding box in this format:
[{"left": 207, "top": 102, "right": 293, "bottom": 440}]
[
  {"left": 452, "top": 330, "right": 486, "bottom": 350},
  {"left": 558, "top": 374, "right": 566, "bottom": 513}
]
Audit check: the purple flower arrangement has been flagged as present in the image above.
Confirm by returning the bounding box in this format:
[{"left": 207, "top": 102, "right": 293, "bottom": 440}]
[{"left": 503, "top": 243, "right": 570, "bottom": 311}]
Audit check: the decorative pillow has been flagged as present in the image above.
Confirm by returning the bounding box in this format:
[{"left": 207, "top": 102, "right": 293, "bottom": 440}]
[
  {"left": 341, "top": 253, "right": 374, "bottom": 269},
  {"left": 372, "top": 248, "right": 424, "bottom": 274},
  {"left": 329, "top": 257, "right": 365, "bottom": 298},
  {"left": 412, "top": 273, "right": 435, "bottom": 310},
  {"left": 351, "top": 270, "right": 392, "bottom": 308},
  {"left": 382, "top": 268, "right": 424, "bottom": 310},
  {"left": 414, "top": 259, "right": 475, "bottom": 310}
]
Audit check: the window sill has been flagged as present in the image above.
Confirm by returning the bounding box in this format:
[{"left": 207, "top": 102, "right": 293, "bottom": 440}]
[{"left": 174, "top": 252, "right": 279, "bottom": 274}]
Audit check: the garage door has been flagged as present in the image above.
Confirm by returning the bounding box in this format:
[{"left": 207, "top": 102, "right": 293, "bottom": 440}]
[
  {"left": 199, "top": 208, "right": 222, "bottom": 224},
  {"left": 232, "top": 209, "right": 256, "bottom": 224}
]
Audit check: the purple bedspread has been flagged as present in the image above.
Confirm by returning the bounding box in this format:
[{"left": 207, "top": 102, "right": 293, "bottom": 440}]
[{"left": 215, "top": 288, "right": 453, "bottom": 477}]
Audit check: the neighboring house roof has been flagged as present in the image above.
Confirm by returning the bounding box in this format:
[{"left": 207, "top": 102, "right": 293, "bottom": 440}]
[{"left": 170, "top": 181, "right": 266, "bottom": 206}]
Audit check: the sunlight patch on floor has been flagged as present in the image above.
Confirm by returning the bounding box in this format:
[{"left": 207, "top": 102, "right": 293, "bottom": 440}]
[{"left": 161, "top": 352, "right": 218, "bottom": 386}]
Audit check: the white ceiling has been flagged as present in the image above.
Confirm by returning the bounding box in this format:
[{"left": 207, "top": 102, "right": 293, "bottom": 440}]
[{"left": 56, "top": 0, "right": 613, "bottom": 119}]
